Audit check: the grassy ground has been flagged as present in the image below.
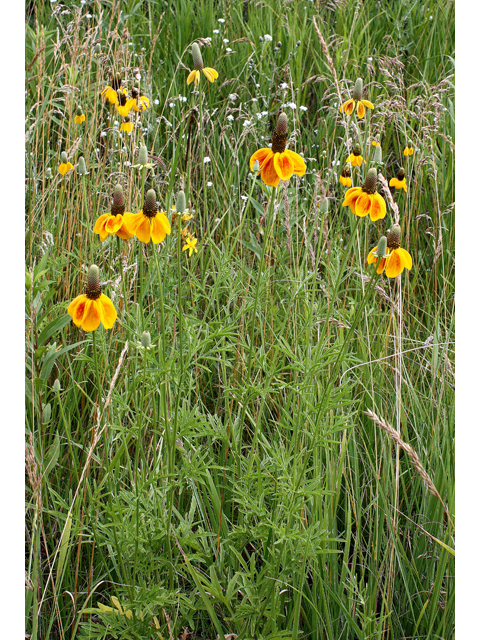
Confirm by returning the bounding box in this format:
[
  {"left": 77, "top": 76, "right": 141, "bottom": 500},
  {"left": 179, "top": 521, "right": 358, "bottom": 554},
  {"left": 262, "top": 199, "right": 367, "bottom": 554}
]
[{"left": 25, "top": 1, "right": 454, "bottom": 639}]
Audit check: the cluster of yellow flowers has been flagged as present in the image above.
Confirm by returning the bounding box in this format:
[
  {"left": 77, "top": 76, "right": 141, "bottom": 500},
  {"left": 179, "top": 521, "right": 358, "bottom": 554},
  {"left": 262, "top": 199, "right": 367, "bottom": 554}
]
[{"left": 66, "top": 49, "right": 414, "bottom": 334}]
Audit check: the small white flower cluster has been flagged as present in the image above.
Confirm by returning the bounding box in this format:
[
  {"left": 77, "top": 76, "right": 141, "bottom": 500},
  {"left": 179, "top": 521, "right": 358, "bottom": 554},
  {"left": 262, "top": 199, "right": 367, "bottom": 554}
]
[{"left": 264, "top": 34, "right": 273, "bottom": 42}]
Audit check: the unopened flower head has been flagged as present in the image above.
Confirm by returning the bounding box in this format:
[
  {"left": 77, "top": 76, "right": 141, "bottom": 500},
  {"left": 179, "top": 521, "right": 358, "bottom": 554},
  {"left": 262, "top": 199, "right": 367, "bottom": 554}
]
[
  {"left": 78, "top": 156, "right": 88, "bottom": 175},
  {"left": 373, "top": 144, "right": 383, "bottom": 164},
  {"left": 176, "top": 190, "right": 186, "bottom": 214},
  {"left": 141, "top": 331, "right": 152, "bottom": 349}
]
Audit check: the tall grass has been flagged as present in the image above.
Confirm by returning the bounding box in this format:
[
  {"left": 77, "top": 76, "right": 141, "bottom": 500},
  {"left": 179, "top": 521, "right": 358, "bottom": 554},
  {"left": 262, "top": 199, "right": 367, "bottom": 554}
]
[{"left": 25, "top": 1, "right": 454, "bottom": 639}]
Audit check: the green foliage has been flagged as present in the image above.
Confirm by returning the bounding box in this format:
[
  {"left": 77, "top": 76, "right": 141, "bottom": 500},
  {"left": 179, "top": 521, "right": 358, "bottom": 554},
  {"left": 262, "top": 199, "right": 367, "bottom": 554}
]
[{"left": 25, "top": 1, "right": 454, "bottom": 639}]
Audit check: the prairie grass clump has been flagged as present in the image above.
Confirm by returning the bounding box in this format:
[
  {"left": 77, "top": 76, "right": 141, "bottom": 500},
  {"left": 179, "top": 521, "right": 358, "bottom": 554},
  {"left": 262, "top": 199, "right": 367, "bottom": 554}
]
[{"left": 25, "top": 2, "right": 454, "bottom": 640}]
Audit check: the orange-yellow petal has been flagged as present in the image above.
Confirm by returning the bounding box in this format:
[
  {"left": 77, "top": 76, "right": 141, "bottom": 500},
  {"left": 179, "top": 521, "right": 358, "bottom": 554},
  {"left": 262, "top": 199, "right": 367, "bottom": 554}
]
[
  {"left": 82, "top": 299, "right": 102, "bottom": 332},
  {"left": 68, "top": 294, "right": 88, "bottom": 327},
  {"left": 385, "top": 250, "right": 404, "bottom": 278},
  {"left": 340, "top": 99, "right": 355, "bottom": 115},
  {"left": 367, "top": 247, "right": 378, "bottom": 265},
  {"left": 395, "top": 247, "right": 412, "bottom": 270},
  {"left": 115, "top": 214, "right": 134, "bottom": 240},
  {"left": 135, "top": 217, "right": 152, "bottom": 243},
  {"left": 342, "top": 186, "right": 362, "bottom": 207},
  {"left": 151, "top": 212, "right": 171, "bottom": 244},
  {"left": 203, "top": 67, "right": 218, "bottom": 82},
  {"left": 361, "top": 99, "right": 374, "bottom": 110},
  {"left": 93, "top": 213, "right": 110, "bottom": 241},
  {"left": 105, "top": 214, "right": 124, "bottom": 235},
  {"left": 98, "top": 294, "right": 117, "bottom": 329},
  {"left": 354, "top": 192, "right": 372, "bottom": 217},
  {"left": 250, "top": 148, "right": 274, "bottom": 172},
  {"left": 260, "top": 155, "right": 280, "bottom": 187},
  {"left": 369, "top": 193, "right": 387, "bottom": 221},
  {"left": 339, "top": 176, "right": 352, "bottom": 187},
  {"left": 285, "top": 150, "right": 306, "bottom": 177},
  {"left": 273, "top": 152, "right": 295, "bottom": 181},
  {"left": 357, "top": 101, "right": 366, "bottom": 119}
]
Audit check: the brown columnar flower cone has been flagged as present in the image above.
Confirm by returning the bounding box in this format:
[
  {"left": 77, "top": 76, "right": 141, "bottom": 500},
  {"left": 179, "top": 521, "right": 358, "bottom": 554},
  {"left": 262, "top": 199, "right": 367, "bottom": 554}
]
[
  {"left": 367, "top": 224, "right": 413, "bottom": 278},
  {"left": 249, "top": 113, "right": 306, "bottom": 187},
  {"left": 123, "top": 189, "right": 171, "bottom": 243},
  {"left": 342, "top": 167, "right": 387, "bottom": 221},
  {"left": 94, "top": 184, "right": 134, "bottom": 241},
  {"left": 68, "top": 265, "right": 117, "bottom": 331}
]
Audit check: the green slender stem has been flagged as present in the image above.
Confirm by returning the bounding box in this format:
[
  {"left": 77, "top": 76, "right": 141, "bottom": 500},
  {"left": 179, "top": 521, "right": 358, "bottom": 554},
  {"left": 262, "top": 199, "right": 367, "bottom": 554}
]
[{"left": 91, "top": 331, "right": 103, "bottom": 418}]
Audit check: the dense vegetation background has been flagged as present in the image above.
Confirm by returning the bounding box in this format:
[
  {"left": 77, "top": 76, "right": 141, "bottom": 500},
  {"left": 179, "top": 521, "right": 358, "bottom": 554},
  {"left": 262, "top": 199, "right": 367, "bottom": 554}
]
[{"left": 25, "top": 1, "right": 454, "bottom": 638}]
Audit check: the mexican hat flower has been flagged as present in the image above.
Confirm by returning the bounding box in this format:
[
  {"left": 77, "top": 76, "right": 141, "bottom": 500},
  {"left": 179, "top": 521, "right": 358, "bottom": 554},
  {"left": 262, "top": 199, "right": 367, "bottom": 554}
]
[
  {"left": 115, "top": 91, "right": 135, "bottom": 117},
  {"left": 403, "top": 141, "right": 414, "bottom": 156},
  {"left": 342, "top": 167, "right": 386, "bottom": 221},
  {"left": 340, "top": 78, "right": 374, "bottom": 119},
  {"left": 339, "top": 164, "right": 352, "bottom": 187},
  {"left": 389, "top": 167, "right": 407, "bottom": 192},
  {"left": 347, "top": 143, "right": 363, "bottom": 167},
  {"left": 68, "top": 265, "right": 117, "bottom": 332},
  {"left": 182, "top": 233, "right": 198, "bottom": 257},
  {"left": 123, "top": 189, "right": 172, "bottom": 244},
  {"left": 131, "top": 87, "right": 150, "bottom": 112},
  {"left": 58, "top": 151, "right": 74, "bottom": 176},
  {"left": 94, "top": 184, "right": 134, "bottom": 241},
  {"left": 101, "top": 75, "right": 126, "bottom": 104},
  {"left": 74, "top": 106, "right": 85, "bottom": 124},
  {"left": 187, "top": 42, "right": 219, "bottom": 85},
  {"left": 249, "top": 113, "right": 306, "bottom": 187},
  {"left": 367, "top": 225, "right": 412, "bottom": 278},
  {"left": 120, "top": 118, "right": 134, "bottom": 133}
]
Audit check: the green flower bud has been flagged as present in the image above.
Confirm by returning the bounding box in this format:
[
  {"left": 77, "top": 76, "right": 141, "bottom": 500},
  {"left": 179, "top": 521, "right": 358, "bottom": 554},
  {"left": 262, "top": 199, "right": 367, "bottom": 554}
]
[
  {"left": 352, "top": 78, "right": 363, "bottom": 101},
  {"left": 373, "top": 144, "right": 383, "bottom": 164},
  {"left": 376, "top": 236, "right": 388, "bottom": 259},
  {"left": 78, "top": 156, "right": 88, "bottom": 175},
  {"left": 141, "top": 331, "right": 151, "bottom": 349},
  {"left": 61, "top": 151, "right": 68, "bottom": 164},
  {"left": 46, "top": 168, "right": 53, "bottom": 179},
  {"left": 253, "top": 160, "right": 260, "bottom": 172},
  {"left": 76, "top": 105, "right": 83, "bottom": 116},
  {"left": 52, "top": 379, "right": 61, "bottom": 393},
  {"left": 138, "top": 145, "right": 148, "bottom": 166},
  {"left": 176, "top": 190, "right": 186, "bottom": 214},
  {"left": 94, "top": 43, "right": 102, "bottom": 56},
  {"left": 192, "top": 42, "right": 204, "bottom": 70}
]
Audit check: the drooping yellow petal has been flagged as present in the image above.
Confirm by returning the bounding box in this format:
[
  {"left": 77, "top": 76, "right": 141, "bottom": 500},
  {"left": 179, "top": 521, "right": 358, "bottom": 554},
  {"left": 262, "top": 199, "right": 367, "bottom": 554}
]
[
  {"left": 403, "top": 148, "right": 409, "bottom": 157},
  {"left": 203, "top": 67, "right": 218, "bottom": 82},
  {"left": 150, "top": 215, "right": 168, "bottom": 244},
  {"left": 385, "top": 250, "right": 404, "bottom": 278},
  {"left": 101, "top": 86, "right": 118, "bottom": 104},
  {"left": 389, "top": 177, "right": 398, "bottom": 188},
  {"left": 187, "top": 70, "right": 200, "bottom": 85},
  {"left": 339, "top": 176, "right": 352, "bottom": 187},
  {"left": 367, "top": 247, "right": 378, "bottom": 265},
  {"left": 340, "top": 99, "right": 355, "bottom": 115},
  {"left": 357, "top": 101, "right": 366, "bottom": 119},
  {"left": 98, "top": 294, "right": 117, "bottom": 329},
  {"left": 120, "top": 121, "right": 134, "bottom": 132},
  {"left": 250, "top": 148, "right": 274, "bottom": 172},
  {"left": 93, "top": 213, "right": 110, "bottom": 241},
  {"left": 369, "top": 193, "right": 387, "bottom": 221},
  {"left": 361, "top": 99, "right": 374, "bottom": 110},
  {"left": 285, "top": 150, "right": 306, "bottom": 177},
  {"left": 105, "top": 214, "right": 124, "bottom": 235},
  {"left": 115, "top": 214, "right": 134, "bottom": 240},
  {"left": 342, "top": 186, "right": 362, "bottom": 207},
  {"left": 82, "top": 299, "right": 102, "bottom": 332},
  {"left": 74, "top": 114, "right": 85, "bottom": 124},
  {"left": 68, "top": 295, "right": 88, "bottom": 327},
  {"left": 260, "top": 155, "right": 280, "bottom": 187},
  {"left": 354, "top": 192, "right": 372, "bottom": 217},
  {"left": 273, "top": 152, "right": 295, "bottom": 181},
  {"left": 58, "top": 162, "right": 74, "bottom": 176},
  {"left": 396, "top": 247, "right": 412, "bottom": 270},
  {"left": 136, "top": 217, "right": 152, "bottom": 243}
]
